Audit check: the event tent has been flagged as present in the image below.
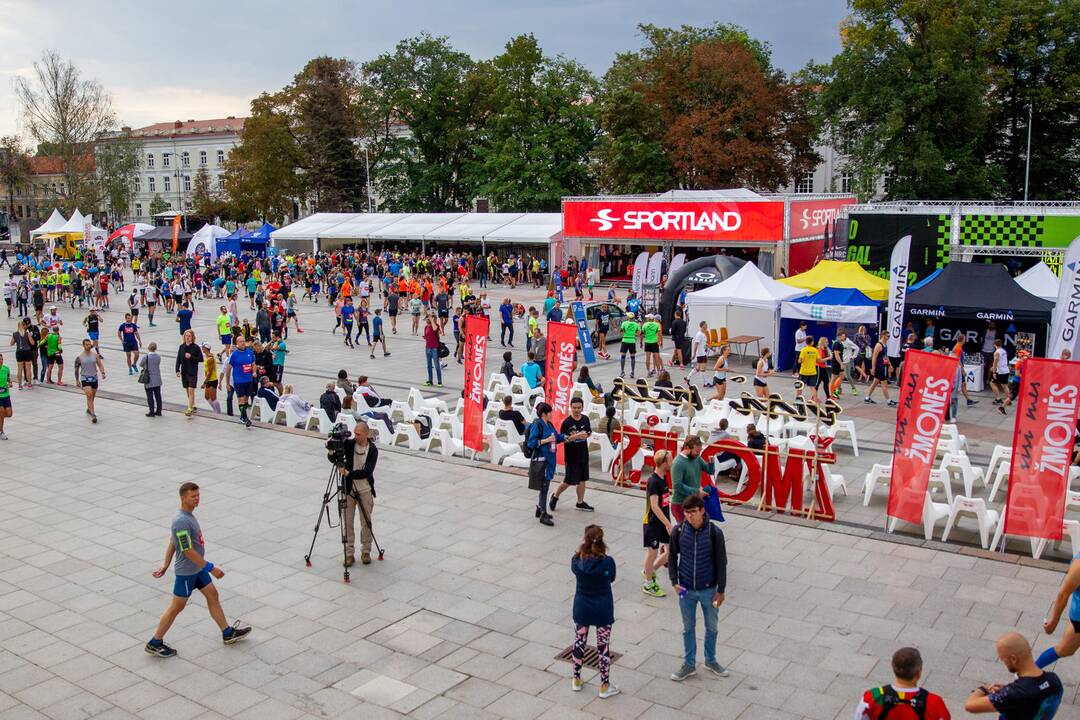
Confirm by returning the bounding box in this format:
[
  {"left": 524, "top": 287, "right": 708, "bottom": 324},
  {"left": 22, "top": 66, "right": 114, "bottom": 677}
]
[
  {"left": 184, "top": 224, "right": 230, "bottom": 258},
  {"left": 778, "top": 288, "right": 880, "bottom": 370},
  {"left": 108, "top": 223, "right": 153, "bottom": 248},
  {"left": 685, "top": 262, "right": 808, "bottom": 355},
  {"left": 1015, "top": 261, "right": 1059, "bottom": 303},
  {"left": 779, "top": 260, "right": 889, "bottom": 301},
  {"left": 210, "top": 226, "right": 251, "bottom": 259},
  {"left": 56, "top": 209, "right": 91, "bottom": 235},
  {"left": 30, "top": 209, "right": 66, "bottom": 239},
  {"left": 139, "top": 224, "right": 193, "bottom": 249}
]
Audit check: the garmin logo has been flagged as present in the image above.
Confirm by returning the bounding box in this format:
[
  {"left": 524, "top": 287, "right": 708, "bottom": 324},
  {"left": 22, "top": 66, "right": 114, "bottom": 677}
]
[
  {"left": 977, "top": 311, "right": 1015, "bottom": 321},
  {"left": 589, "top": 208, "right": 742, "bottom": 233},
  {"left": 910, "top": 307, "right": 946, "bottom": 317}
]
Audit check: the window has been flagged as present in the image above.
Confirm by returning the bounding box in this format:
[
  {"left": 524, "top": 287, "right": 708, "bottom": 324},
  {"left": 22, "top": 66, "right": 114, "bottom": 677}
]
[
  {"left": 147, "top": 153, "right": 155, "bottom": 168},
  {"left": 148, "top": 177, "right": 155, "bottom": 192},
  {"left": 134, "top": 177, "right": 141, "bottom": 193},
  {"left": 840, "top": 172, "right": 852, "bottom": 194},
  {"left": 135, "top": 203, "right": 142, "bottom": 217},
  {"left": 795, "top": 172, "right": 814, "bottom": 194},
  {"left": 162, "top": 153, "right": 170, "bottom": 168},
  {"left": 216, "top": 149, "right": 224, "bottom": 166},
  {"left": 181, "top": 151, "right": 190, "bottom": 167},
  {"left": 199, "top": 150, "right": 207, "bottom": 166},
  {"left": 883, "top": 173, "right": 894, "bottom": 195},
  {"left": 183, "top": 175, "right": 191, "bottom": 192},
  {"left": 50, "top": 182, "right": 57, "bottom": 193},
  {"left": 163, "top": 175, "right": 171, "bottom": 192},
  {"left": 217, "top": 175, "right": 225, "bottom": 190},
  {"left": 59, "top": 183, "right": 65, "bottom": 195}
]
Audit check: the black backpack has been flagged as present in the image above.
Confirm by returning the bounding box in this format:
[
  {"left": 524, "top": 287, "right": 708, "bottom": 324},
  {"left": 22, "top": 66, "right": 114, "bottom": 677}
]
[
  {"left": 521, "top": 419, "right": 541, "bottom": 458},
  {"left": 878, "top": 686, "right": 929, "bottom": 720}
]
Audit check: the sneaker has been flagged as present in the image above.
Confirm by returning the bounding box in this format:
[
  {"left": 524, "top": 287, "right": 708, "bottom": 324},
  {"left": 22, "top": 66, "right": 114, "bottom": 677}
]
[
  {"left": 993, "top": 398, "right": 1003, "bottom": 405},
  {"left": 223, "top": 621, "right": 252, "bottom": 645},
  {"left": 423, "top": 381, "right": 433, "bottom": 387},
  {"left": 549, "top": 495, "right": 558, "bottom": 512},
  {"left": 967, "top": 399, "right": 979, "bottom": 406},
  {"left": 370, "top": 354, "right": 375, "bottom": 359},
  {"left": 642, "top": 581, "right": 666, "bottom": 598},
  {"left": 144, "top": 640, "right": 177, "bottom": 658},
  {"left": 705, "top": 660, "right": 729, "bottom": 677},
  {"left": 185, "top": 407, "right": 195, "bottom": 417},
  {"left": 863, "top": 397, "right": 875, "bottom": 404},
  {"left": 361, "top": 552, "right": 371, "bottom": 565},
  {"left": 575, "top": 502, "right": 595, "bottom": 512},
  {"left": 437, "top": 383, "right": 444, "bottom": 388},
  {"left": 671, "top": 663, "right": 697, "bottom": 681},
  {"left": 91, "top": 413, "right": 98, "bottom": 424},
  {"left": 0, "top": 431, "right": 7, "bottom": 440},
  {"left": 571, "top": 677, "right": 583, "bottom": 692},
  {"left": 887, "top": 400, "right": 898, "bottom": 407},
  {"left": 383, "top": 352, "right": 391, "bottom": 357},
  {"left": 998, "top": 406, "right": 1007, "bottom": 415},
  {"left": 598, "top": 683, "right": 620, "bottom": 699},
  {"left": 244, "top": 417, "right": 253, "bottom": 428}
]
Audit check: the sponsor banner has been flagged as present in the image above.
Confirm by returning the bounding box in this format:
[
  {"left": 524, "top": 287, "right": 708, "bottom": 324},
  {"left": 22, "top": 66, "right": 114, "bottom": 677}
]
[
  {"left": 563, "top": 200, "right": 785, "bottom": 243},
  {"left": 886, "top": 236, "right": 911, "bottom": 357},
  {"left": 462, "top": 315, "right": 489, "bottom": 452},
  {"left": 631, "top": 251, "right": 649, "bottom": 295},
  {"left": 553, "top": 267, "right": 563, "bottom": 302},
  {"left": 788, "top": 197, "right": 857, "bottom": 240},
  {"left": 669, "top": 253, "right": 687, "bottom": 278},
  {"left": 545, "top": 322, "right": 578, "bottom": 465},
  {"left": 572, "top": 302, "right": 596, "bottom": 364},
  {"left": 887, "top": 350, "right": 959, "bottom": 525},
  {"left": 1003, "top": 358, "right": 1080, "bottom": 540},
  {"left": 788, "top": 239, "right": 824, "bottom": 274},
  {"left": 645, "top": 252, "right": 664, "bottom": 286},
  {"left": 1048, "top": 237, "right": 1080, "bottom": 359},
  {"left": 171, "top": 214, "right": 182, "bottom": 253}
]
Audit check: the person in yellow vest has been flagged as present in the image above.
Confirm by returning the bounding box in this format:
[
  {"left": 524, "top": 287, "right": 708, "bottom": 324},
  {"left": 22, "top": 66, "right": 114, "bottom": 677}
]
[
  {"left": 60, "top": 270, "right": 71, "bottom": 304},
  {"left": 132, "top": 257, "right": 141, "bottom": 273}
]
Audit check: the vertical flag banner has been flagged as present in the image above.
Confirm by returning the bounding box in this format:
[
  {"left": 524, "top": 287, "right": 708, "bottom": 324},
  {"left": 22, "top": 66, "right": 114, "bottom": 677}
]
[
  {"left": 886, "top": 235, "right": 911, "bottom": 357},
  {"left": 545, "top": 321, "right": 578, "bottom": 465},
  {"left": 171, "top": 214, "right": 182, "bottom": 253},
  {"left": 462, "top": 315, "right": 489, "bottom": 452},
  {"left": 571, "top": 301, "right": 596, "bottom": 365},
  {"left": 1003, "top": 358, "right": 1080, "bottom": 540},
  {"left": 646, "top": 252, "right": 664, "bottom": 286},
  {"left": 887, "top": 349, "right": 959, "bottom": 524},
  {"left": 631, "top": 251, "right": 649, "bottom": 295},
  {"left": 554, "top": 268, "right": 564, "bottom": 302},
  {"left": 1048, "top": 236, "right": 1080, "bottom": 360}
]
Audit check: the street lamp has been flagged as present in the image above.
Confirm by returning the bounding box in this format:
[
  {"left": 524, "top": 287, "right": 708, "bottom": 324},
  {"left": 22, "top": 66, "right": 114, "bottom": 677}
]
[{"left": 363, "top": 143, "right": 372, "bottom": 213}]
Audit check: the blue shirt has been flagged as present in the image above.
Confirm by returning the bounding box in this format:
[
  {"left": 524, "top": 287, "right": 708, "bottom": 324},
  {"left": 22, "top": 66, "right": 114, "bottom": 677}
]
[
  {"left": 177, "top": 309, "right": 193, "bottom": 332},
  {"left": 341, "top": 304, "right": 355, "bottom": 322},
  {"left": 500, "top": 303, "right": 513, "bottom": 323},
  {"left": 272, "top": 340, "right": 286, "bottom": 366},
  {"left": 521, "top": 361, "right": 542, "bottom": 389},
  {"left": 228, "top": 348, "right": 256, "bottom": 383},
  {"left": 372, "top": 316, "right": 383, "bottom": 335}
]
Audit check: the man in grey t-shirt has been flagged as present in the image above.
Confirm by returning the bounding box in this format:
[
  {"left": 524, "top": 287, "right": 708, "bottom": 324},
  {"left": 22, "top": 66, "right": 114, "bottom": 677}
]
[{"left": 145, "top": 482, "right": 250, "bottom": 658}]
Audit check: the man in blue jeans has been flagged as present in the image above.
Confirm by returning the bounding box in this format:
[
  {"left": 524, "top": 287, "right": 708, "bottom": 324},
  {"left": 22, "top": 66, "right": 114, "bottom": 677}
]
[
  {"left": 668, "top": 493, "right": 729, "bottom": 681},
  {"left": 423, "top": 315, "right": 443, "bottom": 387}
]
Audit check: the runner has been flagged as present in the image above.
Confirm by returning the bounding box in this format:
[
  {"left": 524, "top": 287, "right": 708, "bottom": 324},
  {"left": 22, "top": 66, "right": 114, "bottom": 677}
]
[
  {"left": 641, "top": 313, "right": 664, "bottom": 377},
  {"left": 175, "top": 330, "right": 203, "bottom": 416},
  {"left": 619, "top": 312, "right": 641, "bottom": 379},
  {"left": 74, "top": 339, "right": 106, "bottom": 423},
  {"left": 224, "top": 335, "right": 256, "bottom": 427},
  {"left": 10, "top": 319, "right": 35, "bottom": 390},
  {"left": 0, "top": 353, "right": 11, "bottom": 440},
  {"left": 685, "top": 321, "right": 708, "bottom": 385},
  {"left": 865, "top": 331, "right": 896, "bottom": 406},
  {"left": 117, "top": 313, "right": 142, "bottom": 375},
  {"left": 201, "top": 343, "right": 222, "bottom": 413},
  {"left": 83, "top": 308, "right": 103, "bottom": 358},
  {"left": 146, "top": 482, "right": 252, "bottom": 658},
  {"left": 642, "top": 449, "right": 673, "bottom": 597},
  {"left": 370, "top": 308, "right": 390, "bottom": 359},
  {"left": 215, "top": 306, "right": 233, "bottom": 357},
  {"left": 43, "top": 325, "right": 64, "bottom": 386}
]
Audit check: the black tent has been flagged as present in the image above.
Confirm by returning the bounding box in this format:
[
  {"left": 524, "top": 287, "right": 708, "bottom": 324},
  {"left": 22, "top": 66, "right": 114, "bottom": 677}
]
[{"left": 138, "top": 225, "right": 193, "bottom": 243}]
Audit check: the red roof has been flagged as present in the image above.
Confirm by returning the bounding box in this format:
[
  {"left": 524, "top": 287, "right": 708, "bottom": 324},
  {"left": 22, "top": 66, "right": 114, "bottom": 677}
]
[
  {"left": 129, "top": 117, "right": 247, "bottom": 138},
  {"left": 28, "top": 154, "right": 95, "bottom": 175}
]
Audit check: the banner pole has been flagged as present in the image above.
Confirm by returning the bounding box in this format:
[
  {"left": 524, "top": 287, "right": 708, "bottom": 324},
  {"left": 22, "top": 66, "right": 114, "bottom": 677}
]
[{"left": 618, "top": 387, "right": 627, "bottom": 488}]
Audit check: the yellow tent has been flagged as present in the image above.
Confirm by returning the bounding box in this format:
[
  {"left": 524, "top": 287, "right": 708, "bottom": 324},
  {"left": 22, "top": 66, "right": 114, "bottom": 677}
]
[{"left": 779, "top": 260, "right": 889, "bottom": 301}]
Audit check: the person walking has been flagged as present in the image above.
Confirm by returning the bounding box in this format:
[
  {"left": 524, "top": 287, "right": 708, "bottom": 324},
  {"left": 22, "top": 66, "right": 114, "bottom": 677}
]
[
  {"left": 224, "top": 336, "right": 256, "bottom": 427},
  {"left": 642, "top": 449, "right": 674, "bottom": 597},
  {"left": 499, "top": 297, "right": 515, "bottom": 347},
  {"left": 670, "top": 436, "right": 714, "bottom": 525},
  {"left": 176, "top": 330, "right": 203, "bottom": 416},
  {"left": 145, "top": 482, "right": 252, "bottom": 658},
  {"left": 269, "top": 331, "right": 287, "bottom": 394},
  {"left": 370, "top": 308, "right": 390, "bottom": 358},
  {"left": 965, "top": 633, "right": 1062, "bottom": 719},
  {"left": 118, "top": 312, "right": 142, "bottom": 375},
  {"left": 74, "top": 339, "right": 105, "bottom": 423},
  {"left": 9, "top": 319, "right": 35, "bottom": 390},
  {"left": 423, "top": 315, "right": 443, "bottom": 387},
  {"left": 754, "top": 348, "right": 773, "bottom": 399},
  {"left": 669, "top": 494, "right": 729, "bottom": 681},
  {"left": 139, "top": 342, "right": 163, "bottom": 417},
  {"left": 865, "top": 331, "right": 896, "bottom": 406},
  {"left": 0, "top": 353, "right": 11, "bottom": 440},
  {"left": 337, "top": 424, "right": 379, "bottom": 567},
  {"left": 527, "top": 402, "right": 564, "bottom": 526},
  {"left": 201, "top": 343, "right": 221, "bottom": 414},
  {"left": 570, "top": 525, "right": 620, "bottom": 699},
  {"left": 991, "top": 338, "right": 1012, "bottom": 414},
  {"left": 549, "top": 397, "right": 594, "bottom": 512},
  {"left": 854, "top": 648, "right": 950, "bottom": 720}
]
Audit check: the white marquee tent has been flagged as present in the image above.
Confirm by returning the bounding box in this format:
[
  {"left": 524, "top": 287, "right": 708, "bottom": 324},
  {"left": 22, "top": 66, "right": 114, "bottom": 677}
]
[
  {"left": 57, "top": 209, "right": 90, "bottom": 235},
  {"left": 30, "top": 209, "right": 66, "bottom": 239},
  {"left": 685, "top": 262, "right": 808, "bottom": 353},
  {"left": 1015, "top": 261, "right": 1060, "bottom": 303},
  {"left": 186, "top": 224, "right": 230, "bottom": 259}
]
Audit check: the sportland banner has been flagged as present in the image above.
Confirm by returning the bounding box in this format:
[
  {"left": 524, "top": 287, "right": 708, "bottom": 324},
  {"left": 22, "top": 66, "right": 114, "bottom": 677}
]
[
  {"left": 1002, "top": 358, "right": 1080, "bottom": 540},
  {"left": 563, "top": 200, "right": 785, "bottom": 243},
  {"left": 545, "top": 321, "right": 578, "bottom": 465},
  {"left": 462, "top": 315, "right": 489, "bottom": 453},
  {"left": 887, "top": 349, "right": 959, "bottom": 524},
  {"left": 886, "top": 235, "right": 911, "bottom": 357},
  {"left": 631, "top": 251, "right": 649, "bottom": 295},
  {"left": 1048, "top": 236, "right": 1080, "bottom": 359}
]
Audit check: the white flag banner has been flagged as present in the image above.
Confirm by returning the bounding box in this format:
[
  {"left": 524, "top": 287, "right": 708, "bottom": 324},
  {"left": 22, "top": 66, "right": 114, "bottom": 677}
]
[
  {"left": 669, "top": 253, "right": 687, "bottom": 278},
  {"left": 645, "top": 251, "right": 664, "bottom": 286},
  {"left": 1049, "top": 236, "right": 1080, "bottom": 359},
  {"left": 886, "top": 235, "right": 911, "bottom": 357},
  {"left": 631, "top": 251, "right": 649, "bottom": 295}
]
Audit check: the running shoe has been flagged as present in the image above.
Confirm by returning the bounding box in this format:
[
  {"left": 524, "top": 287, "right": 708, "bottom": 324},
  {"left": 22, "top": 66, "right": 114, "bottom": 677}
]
[
  {"left": 222, "top": 621, "right": 252, "bottom": 645},
  {"left": 967, "top": 399, "right": 979, "bottom": 406},
  {"left": 863, "top": 397, "right": 875, "bottom": 404},
  {"left": 244, "top": 417, "right": 252, "bottom": 428},
  {"left": 144, "top": 640, "right": 176, "bottom": 658},
  {"left": 575, "top": 502, "right": 594, "bottom": 512},
  {"left": 571, "top": 677, "right": 583, "bottom": 692},
  {"left": 671, "top": 663, "right": 697, "bottom": 681},
  {"left": 598, "top": 684, "right": 620, "bottom": 699},
  {"left": 642, "top": 581, "right": 666, "bottom": 597},
  {"left": 549, "top": 496, "right": 558, "bottom": 512},
  {"left": 423, "top": 381, "right": 433, "bottom": 387},
  {"left": 887, "top": 400, "right": 898, "bottom": 407},
  {"left": 91, "top": 414, "right": 97, "bottom": 424},
  {"left": 184, "top": 407, "right": 195, "bottom": 417},
  {"left": 0, "top": 431, "right": 7, "bottom": 440},
  {"left": 704, "top": 661, "right": 730, "bottom": 677}
]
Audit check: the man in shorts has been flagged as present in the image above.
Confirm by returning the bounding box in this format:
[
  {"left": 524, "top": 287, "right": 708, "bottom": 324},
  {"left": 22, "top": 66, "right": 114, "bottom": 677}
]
[
  {"left": 796, "top": 336, "right": 819, "bottom": 397},
  {"left": 619, "top": 313, "right": 641, "bottom": 378},
  {"left": 641, "top": 313, "right": 664, "bottom": 377},
  {"left": 642, "top": 449, "right": 674, "bottom": 596},
  {"left": 686, "top": 321, "right": 709, "bottom": 385},
  {"left": 549, "top": 397, "right": 594, "bottom": 512},
  {"left": 146, "top": 482, "right": 251, "bottom": 658},
  {"left": 44, "top": 325, "right": 64, "bottom": 385},
  {"left": 386, "top": 287, "right": 400, "bottom": 334},
  {"left": 0, "top": 353, "right": 12, "bottom": 440},
  {"left": 224, "top": 336, "right": 256, "bottom": 427},
  {"left": 370, "top": 308, "right": 390, "bottom": 359},
  {"left": 117, "top": 313, "right": 142, "bottom": 375},
  {"left": 216, "top": 306, "right": 233, "bottom": 356}
]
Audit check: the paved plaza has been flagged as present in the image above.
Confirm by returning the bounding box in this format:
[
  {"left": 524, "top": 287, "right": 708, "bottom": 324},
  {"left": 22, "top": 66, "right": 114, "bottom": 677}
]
[{"left": 1, "top": 279, "right": 1076, "bottom": 719}]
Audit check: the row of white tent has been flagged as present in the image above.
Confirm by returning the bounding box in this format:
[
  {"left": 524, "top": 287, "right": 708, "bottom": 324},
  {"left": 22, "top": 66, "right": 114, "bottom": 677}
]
[
  {"left": 28, "top": 208, "right": 106, "bottom": 239},
  {"left": 270, "top": 212, "right": 563, "bottom": 254}
]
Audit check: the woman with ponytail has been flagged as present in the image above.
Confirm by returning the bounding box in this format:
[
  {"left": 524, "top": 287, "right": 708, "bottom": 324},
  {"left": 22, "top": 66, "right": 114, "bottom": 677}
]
[{"left": 570, "top": 525, "right": 619, "bottom": 699}]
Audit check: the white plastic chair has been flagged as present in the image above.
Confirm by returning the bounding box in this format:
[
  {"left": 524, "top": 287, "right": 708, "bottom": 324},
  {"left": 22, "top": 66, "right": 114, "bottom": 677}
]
[
  {"left": 251, "top": 397, "right": 274, "bottom": 423},
  {"left": 390, "top": 423, "right": 423, "bottom": 451},
  {"left": 589, "top": 432, "right": 619, "bottom": 473},
  {"left": 887, "top": 492, "right": 950, "bottom": 540},
  {"left": 426, "top": 428, "right": 463, "bottom": 457},
  {"left": 408, "top": 387, "right": 448, "bottom": 415},
  {"left": 824, "top": 419, "right": 859, "bottom": 456},
  {"left": 986, "top": 444, "right": 1012, "bottom": 482},
  {"left": 987, "top": 463, "right": 1010, "bottom": 502},
  {"left": 863, "top": 464, "right": 891, "bottom": 506},
  {"left": 306, "top": 408, "right": 334, "bottom": 434},
  {"left": 494, "top": 419, "right": 525, "bottom": 445},
  {"left": 487, "top": 437, "right": 520, "bottom": 465},
  {"left": 333, "top": 412, "right": 357, "bottom": 433},
  {"left": 941, "top": 496, "right": 1000, "bottom": 549},
  {"left": 939, "top": 452, "right": 986, "bottom": 497},
  {"left": 1033, "top": 520, "right": 1080, "bottom": 560}
]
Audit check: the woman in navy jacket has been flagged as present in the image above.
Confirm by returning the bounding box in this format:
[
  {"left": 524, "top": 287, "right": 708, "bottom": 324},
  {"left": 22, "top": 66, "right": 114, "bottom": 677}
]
[
  {"left": 570, "top": 525, "right": 620, "bottom": 699},
  {"left": 527, "top": 402, "right": 564, "bottom": 526}
]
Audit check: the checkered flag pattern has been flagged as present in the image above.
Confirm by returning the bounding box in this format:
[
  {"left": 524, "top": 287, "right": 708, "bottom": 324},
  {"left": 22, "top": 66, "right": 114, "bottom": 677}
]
[{"left": 937, "top": 214, "right": 1046, "bottom": 267}]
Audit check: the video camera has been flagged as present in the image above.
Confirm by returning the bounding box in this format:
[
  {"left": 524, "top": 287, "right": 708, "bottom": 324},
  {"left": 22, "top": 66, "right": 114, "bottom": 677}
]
[{"left": 325, "top": 421, "right": 351, "bottom": 466}]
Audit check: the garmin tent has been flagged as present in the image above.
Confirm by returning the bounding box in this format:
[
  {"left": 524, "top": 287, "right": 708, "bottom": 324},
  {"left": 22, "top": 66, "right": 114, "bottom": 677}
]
[
  {"left": 685, "top": 262, "right": 807, "bottom": 356},
  {"left": 778, "top": 287, "right": 880, "bottom": 370},
  {"left": 1015, "top": 261, "right": 1059, "bottom": 303},
  {"left": 779, "top": 260, "right": 889, "bottom": 301}
]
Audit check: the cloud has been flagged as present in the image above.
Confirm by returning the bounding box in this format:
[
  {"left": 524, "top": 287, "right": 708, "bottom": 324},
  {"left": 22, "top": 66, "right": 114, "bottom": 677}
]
[{"left": 110, "top": 85, "right": 253, "bottom": 129}]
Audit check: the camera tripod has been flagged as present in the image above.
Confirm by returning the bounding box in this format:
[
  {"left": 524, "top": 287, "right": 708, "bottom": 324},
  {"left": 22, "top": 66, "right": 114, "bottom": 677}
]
[{"left": 304, "top": 466, "right": 385, "bottom": 583}]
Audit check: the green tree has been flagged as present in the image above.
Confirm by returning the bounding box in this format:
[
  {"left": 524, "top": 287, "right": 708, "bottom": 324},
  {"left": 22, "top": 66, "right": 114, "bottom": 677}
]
[
  {"left": 94, "top": 132, "right": 142, "bottom": 222},
  {"left": 222, "top": 94, "right": 302, "bottom": 222},
  {"left": 148, "top": 193, "right": 170, "bottom": 216},
  {"left": 472, "top": 35, "right": 600, "bottom": 211},
  {"left": 191, "top": 167, "right": 226, "bottom": 221},
  {"left": 0, "top": 136, "right": 32, "bottom": 219}
]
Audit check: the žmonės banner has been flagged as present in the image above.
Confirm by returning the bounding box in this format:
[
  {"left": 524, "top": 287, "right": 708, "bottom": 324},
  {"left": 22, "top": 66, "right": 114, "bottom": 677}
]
[
  {"left": 887, "top": 349, "right": 959, "bottom": 525},
  {"left": 462, "top": 315, "right": 489, "bottom": 452},
  {"left": 1003, "top": 357, "right": 1080, "bottom": 541},
  {"left": 545, "top": 321, "right": 578, "bottom": 465},
  {"left": 563, "top": 200, "right": 784, "bottom": 243}
]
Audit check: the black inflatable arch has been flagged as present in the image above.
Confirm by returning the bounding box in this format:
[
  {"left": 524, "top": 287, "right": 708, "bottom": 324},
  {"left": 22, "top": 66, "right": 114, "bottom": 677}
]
[{"left": 659, "top": 255, "right": 746, "bottom": 328}]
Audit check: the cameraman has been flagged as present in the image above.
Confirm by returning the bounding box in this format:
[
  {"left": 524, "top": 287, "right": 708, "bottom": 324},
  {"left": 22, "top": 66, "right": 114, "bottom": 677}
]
[{"left": 336, "top": 424, "right": 378, "bottom": 567}]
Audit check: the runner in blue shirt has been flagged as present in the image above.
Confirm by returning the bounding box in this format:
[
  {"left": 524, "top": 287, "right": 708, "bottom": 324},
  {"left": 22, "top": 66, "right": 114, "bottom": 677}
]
[
  {"left": 340, "top": 300, "right": 356, "bottom": 348},
  {"left": 224, "top": 336, "right": 256, "bottom": 427}
]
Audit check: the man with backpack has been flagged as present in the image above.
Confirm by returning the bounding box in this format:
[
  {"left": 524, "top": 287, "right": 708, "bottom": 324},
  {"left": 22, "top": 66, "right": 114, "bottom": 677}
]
[{"left": 855, "top": 647, "right": 950, "bottom": 720}]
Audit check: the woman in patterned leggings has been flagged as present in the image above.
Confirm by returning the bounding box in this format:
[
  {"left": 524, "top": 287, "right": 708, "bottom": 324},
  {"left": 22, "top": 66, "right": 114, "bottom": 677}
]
[{"left": 570, "top": 525, "right": 619, "bottom": 698}]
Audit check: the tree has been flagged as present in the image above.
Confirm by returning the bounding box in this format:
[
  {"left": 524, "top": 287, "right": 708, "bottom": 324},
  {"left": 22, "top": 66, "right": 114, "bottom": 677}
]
[
  {"left": 0, "top": 136, "right": 31, "bottom": 219},
  {"left": 222, "top": 94, "right": 302, "bottom": 222},
  {"left": 191, "top": 167, "right": 225, "bottom": 221},
  {"left": 472, "top": 35, "right": 600, "bottom": 211},
  {"left": 148, "top": 193, "right": 170, "bottom": 216},
  {"left": 94, "top": 132, "right": 142, "bottom": 222},
  {"left": 14, "top": 50, "right": 116, "bottom": 210}
]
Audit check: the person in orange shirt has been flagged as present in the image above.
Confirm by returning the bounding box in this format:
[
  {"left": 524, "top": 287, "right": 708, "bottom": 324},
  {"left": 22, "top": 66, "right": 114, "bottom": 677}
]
[{"left": 341, "top": 280, "right": 353, "bottom": 299}]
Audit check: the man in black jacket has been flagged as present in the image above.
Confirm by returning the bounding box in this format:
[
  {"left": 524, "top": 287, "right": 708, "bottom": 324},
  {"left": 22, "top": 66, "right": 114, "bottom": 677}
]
[
  {"left": 336, "top": 424, "right": 378, "bottom": 567},
  {"left": 319, "top": 383, "right": 341, "bottom": 422},
  {"left": 668, "top": 494, "right": 728, "bottom": 682}
]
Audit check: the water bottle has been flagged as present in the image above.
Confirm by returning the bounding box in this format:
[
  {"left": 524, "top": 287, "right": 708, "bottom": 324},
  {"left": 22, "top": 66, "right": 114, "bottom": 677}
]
[{"left": 678, "top": 587, "right": 688, "bottom": 599}]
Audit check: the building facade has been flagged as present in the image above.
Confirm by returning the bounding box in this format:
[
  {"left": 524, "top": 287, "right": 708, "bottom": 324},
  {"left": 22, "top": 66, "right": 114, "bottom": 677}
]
[
  {"left": 0, "top": 155, "right": 99, "bottom": 240},
  {"left": 780, "top": 140, "right": 887, "bottom": 199}
]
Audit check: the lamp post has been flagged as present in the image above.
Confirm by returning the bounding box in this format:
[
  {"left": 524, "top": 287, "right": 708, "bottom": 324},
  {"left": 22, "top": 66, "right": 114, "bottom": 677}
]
[
  {"left": 1023, "top": 100, "right": 1033, "bottom": 202},
  {"left": 363, "top": 144, "right": 372, "bottom": 213}
]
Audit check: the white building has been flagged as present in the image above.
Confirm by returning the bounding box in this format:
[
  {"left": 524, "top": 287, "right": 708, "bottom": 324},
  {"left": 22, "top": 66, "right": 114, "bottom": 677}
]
[
  {"left": 781, "top": 140, "right": 887, "bottom": 199},
  {"left": 106, "top": 117, "right": 246, "bottom": 223}
]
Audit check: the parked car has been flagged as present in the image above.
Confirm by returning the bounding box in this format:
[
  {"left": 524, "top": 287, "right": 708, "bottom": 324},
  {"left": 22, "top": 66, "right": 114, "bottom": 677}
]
[{"left": 556, "top": 301, "right": 628, "bottom": 345}]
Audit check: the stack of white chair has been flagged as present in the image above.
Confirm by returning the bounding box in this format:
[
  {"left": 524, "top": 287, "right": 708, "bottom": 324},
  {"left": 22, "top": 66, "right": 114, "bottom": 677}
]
[
  {"left": 938, "top": 451, "right": 986, "bottom": 497},
  {"left": 887, "top": 492, "right": 951, "bottom": 541}
]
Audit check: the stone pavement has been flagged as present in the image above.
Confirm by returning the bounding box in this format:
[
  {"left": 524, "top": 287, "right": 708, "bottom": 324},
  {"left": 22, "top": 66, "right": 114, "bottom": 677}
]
[{"left": 1, "top": 385, "right": 1079, "bottom": 720}]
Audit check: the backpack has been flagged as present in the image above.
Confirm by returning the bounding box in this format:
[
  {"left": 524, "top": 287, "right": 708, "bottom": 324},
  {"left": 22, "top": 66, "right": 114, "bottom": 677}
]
[
  {"left": 521, "top": 419, "right": 542, "bottom": 459},
  {"left": 877, "top": 686, "right": 929, "bottom": 720}
]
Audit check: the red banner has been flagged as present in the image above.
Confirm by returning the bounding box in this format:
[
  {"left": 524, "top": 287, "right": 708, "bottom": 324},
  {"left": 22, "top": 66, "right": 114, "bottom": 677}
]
[
  {"left": 788, "top": 197, "right": 857, "bottom": 240},
  {"left": 1003, "top": 358, "right": 1080, "bottom": 540},
  {"left": 545, "top": 322, "right": 578, "bottom": 465},
  {"left": 887, "top": 350, "right": 959, "bottom": 524},
  {"left": 171, "top": 214, "right": 181, "bottom": 253},
  {"left": 562, "top": 200, "right": 784, "bottom": 243},
  {"left": 462, "top": 315, "right": 489, "bottom": 453}
]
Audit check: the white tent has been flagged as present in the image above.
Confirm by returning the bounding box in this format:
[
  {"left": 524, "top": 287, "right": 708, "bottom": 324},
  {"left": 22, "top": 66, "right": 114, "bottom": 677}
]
[
  {"left": 186, "top": 224, "right": 230, "bottom": 259},
  {"left": 270, "top": 213, "right": 363, "bottom": 253},
  {"left": 1016, "top": 261, "right": 1060, "bottom": 303},
  {"left": 57, "top": 209, "right": 90, "bottom": 235},
  {"left": 30, "top": 209, "right": 66, "bottom": 238},
  {"left": 685, "top": 263, "right": 808, "bottom": 353}
]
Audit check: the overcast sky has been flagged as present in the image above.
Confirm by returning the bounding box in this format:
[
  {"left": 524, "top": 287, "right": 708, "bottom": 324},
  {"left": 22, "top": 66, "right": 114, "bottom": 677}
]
[{"left": 0, "top": 0, "right": 848, "bottom": 141}]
